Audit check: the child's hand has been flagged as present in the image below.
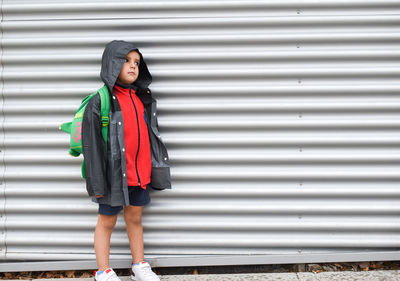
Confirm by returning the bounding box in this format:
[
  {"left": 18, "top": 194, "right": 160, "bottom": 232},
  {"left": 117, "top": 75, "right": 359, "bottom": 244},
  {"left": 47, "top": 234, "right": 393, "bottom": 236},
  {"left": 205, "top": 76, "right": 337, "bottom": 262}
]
[{"left": 95, "top": 195, "right": 104, "bottom": 198}]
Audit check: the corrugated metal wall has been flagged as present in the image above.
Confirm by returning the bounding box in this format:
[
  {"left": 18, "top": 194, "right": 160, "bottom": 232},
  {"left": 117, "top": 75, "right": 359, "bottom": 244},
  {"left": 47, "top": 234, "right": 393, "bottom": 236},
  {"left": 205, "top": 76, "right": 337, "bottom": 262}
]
[{"left": 1, "top": 0, "right": 400, "bottom": 271}]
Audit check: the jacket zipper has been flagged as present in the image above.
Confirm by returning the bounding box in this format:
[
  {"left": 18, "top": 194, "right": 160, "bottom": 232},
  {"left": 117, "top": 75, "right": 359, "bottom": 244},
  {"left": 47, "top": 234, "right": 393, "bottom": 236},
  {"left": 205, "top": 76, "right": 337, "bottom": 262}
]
[{"left": 129, "top": 88, "right": 141, "bottom": 187}]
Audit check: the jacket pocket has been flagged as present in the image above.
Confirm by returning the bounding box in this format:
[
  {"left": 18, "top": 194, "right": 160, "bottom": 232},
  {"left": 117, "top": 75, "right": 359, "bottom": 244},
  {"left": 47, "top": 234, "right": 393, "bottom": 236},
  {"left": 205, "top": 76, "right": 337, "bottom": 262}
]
[{"left": 150, "top": 166, "right": 171, "bottom": 190}]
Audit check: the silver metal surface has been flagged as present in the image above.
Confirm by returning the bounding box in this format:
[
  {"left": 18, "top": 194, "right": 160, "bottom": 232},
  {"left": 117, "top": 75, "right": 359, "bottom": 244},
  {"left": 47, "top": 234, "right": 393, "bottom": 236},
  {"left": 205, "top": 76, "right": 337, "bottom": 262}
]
[{"left": 0, "top": 0, "right": 399, "bottom": 271}]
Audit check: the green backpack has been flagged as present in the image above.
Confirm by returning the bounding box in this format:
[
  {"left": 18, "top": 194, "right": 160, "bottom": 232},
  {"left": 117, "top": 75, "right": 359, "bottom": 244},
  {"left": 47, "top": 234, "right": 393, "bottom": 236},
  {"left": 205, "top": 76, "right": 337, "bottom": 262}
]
[{"left": 59, "top": 84, "right": 110, "bottom": 179}]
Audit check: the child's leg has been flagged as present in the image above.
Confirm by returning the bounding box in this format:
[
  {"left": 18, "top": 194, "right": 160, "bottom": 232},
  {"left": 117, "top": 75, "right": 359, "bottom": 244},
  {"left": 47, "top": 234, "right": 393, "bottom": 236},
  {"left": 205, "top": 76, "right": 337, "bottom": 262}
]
[
  {"left": 94, "top": 213, "right": 118, "bottom": 270},
  {"left": 123, "top": 205, "right": 144, "bottom": 263}
]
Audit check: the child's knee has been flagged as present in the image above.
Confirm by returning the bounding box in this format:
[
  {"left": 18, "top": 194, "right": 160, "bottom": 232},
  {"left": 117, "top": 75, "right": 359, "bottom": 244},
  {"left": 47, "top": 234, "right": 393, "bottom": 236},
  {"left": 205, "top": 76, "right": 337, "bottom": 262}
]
[
  {"left": 97, "top": 214, "right": 118, "bottom": 229},
  {"left": 123, "top": 206, "right": 142, "bottom": 224}
]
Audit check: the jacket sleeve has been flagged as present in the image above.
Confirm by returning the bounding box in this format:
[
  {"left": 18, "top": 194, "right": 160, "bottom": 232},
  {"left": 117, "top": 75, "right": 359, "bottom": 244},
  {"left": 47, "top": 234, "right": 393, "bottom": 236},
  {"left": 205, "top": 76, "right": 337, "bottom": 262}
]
[{"left": 81, "top": 93, "right": 107, "bottom": 196}]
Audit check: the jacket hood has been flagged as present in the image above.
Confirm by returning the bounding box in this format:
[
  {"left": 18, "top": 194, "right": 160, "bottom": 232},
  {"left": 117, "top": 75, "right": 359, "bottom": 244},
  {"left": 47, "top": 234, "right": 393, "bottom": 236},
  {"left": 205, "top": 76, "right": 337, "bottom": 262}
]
[{"left": 100, "top": 40, "right": 152, "bottom": 92}]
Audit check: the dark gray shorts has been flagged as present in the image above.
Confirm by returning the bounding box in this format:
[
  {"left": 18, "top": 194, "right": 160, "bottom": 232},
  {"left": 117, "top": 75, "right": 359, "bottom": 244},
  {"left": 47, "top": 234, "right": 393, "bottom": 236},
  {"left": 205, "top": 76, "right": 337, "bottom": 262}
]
[{"left": 98, "top": 185, "right": 150, "bottom": 215}]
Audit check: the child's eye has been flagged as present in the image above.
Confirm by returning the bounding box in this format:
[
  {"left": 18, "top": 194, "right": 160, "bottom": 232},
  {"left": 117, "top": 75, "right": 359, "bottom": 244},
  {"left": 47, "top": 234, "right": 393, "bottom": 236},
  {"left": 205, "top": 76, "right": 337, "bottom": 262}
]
[
  {"left": 125, "top": 59, "right": 129, "bottom": 62},
  {"left": 135, "top": 62, "right": 140, "bottom": 66}
]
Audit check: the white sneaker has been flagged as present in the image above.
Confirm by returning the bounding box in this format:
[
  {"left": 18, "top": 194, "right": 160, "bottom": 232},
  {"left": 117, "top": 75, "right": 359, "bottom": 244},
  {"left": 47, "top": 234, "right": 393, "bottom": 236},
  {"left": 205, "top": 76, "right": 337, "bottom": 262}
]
[
  {"left": 94, "top": 268, "right": 122, "bottom": 281},
  {"left": 130, "top": 261, "right": 160, "bottom": 281}
]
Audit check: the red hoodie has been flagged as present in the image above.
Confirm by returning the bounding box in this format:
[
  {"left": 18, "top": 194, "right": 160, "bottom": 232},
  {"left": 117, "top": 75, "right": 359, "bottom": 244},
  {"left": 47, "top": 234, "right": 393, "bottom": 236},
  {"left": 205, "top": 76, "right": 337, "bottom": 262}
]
[{"left": 113, "top": 83, "right": 151, "bottom": 189}]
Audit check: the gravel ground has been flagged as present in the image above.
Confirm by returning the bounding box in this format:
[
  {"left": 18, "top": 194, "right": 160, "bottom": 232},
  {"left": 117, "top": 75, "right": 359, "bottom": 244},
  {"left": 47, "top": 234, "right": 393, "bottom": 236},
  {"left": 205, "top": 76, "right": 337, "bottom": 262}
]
[
  {"left": 0, "top": 261, "right": 399, "bottom": 280},
  {"left": 2, "top": 270, "right": 400, "bottom": 281}
]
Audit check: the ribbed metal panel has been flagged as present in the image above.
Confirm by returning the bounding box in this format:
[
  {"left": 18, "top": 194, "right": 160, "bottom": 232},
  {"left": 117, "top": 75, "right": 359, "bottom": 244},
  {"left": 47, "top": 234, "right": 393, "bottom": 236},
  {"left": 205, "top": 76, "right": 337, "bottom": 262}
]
[{"left": 1, "top": 0, "right": 400, "bottom": 270}]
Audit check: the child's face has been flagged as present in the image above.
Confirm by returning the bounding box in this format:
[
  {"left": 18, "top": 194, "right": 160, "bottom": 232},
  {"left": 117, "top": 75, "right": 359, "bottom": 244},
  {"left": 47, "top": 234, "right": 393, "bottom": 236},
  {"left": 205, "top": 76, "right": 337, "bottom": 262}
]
[{"left": 116, "top": 50, "right": 140, "bottom": 85}]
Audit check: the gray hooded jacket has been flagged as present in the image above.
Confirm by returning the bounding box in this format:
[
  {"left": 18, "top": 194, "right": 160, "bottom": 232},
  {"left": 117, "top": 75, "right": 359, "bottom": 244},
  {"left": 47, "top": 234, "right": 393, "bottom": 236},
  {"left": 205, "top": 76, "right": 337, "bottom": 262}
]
[{"left": 82, "top": 40, "right": 171, "bottom": 207}]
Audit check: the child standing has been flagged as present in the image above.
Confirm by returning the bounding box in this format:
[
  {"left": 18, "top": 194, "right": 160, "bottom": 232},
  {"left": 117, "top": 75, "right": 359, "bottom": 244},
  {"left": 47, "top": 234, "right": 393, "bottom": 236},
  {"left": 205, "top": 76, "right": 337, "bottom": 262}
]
[{"left": 82, "top": 40, "right": 171, "bottom": 281}]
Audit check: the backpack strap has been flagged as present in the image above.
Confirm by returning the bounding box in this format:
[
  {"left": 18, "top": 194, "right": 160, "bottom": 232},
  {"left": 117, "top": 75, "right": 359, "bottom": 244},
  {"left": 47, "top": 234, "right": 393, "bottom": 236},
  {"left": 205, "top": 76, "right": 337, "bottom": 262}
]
[{"left": 98, "top": 84, "right": 110, "bottom": 153}]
